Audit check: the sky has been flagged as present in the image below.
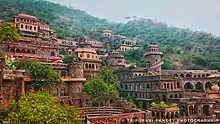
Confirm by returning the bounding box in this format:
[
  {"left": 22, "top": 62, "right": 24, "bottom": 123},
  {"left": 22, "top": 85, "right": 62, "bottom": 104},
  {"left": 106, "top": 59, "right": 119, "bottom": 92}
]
[{"left": 48, "top": 0, "right": 220, "bottom": 35}]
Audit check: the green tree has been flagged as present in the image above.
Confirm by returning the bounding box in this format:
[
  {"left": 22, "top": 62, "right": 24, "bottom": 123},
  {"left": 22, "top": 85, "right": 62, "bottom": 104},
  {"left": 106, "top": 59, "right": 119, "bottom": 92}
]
[
  {"left": 8, "top": 92, "right": 81, "bottom": 124},
  {"left": 0, "top": 108, "right": 10, "bottom": 122},
  {"left": 14, "top": 59, "right": 61, "bottom": 90},
  {"left": 4, "top": 55, "right": 16, "bottom": 70},
  {"left": 97, "top": 66, "right": 119, "bottom": 87},
  {"left": 0, "top": 22, "right": 19, "bottom": 44},
  {"left": 62, "top": 55, "right": 80, "bottom": 64},
  {"left": 84, "top": 79, "right": 110, "bottom": 106}
]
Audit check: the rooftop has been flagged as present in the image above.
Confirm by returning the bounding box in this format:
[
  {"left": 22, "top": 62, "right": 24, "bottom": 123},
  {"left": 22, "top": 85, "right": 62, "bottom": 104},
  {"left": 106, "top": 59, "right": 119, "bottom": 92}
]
[{"left": 15, "top": 14, "right": 39, "bottom": 21}]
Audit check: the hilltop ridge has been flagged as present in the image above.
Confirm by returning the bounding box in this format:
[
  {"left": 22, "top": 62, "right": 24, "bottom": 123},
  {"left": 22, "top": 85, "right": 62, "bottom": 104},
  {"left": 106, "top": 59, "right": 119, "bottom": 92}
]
[{"left": 0, "top": 0, "right": 220, "bottom": 70}]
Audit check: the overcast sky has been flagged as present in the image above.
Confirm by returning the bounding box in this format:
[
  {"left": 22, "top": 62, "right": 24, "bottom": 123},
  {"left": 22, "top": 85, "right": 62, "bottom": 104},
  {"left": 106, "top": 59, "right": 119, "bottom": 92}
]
[{"left": 48, "top": 0, "right": 220, "bottom": 35}]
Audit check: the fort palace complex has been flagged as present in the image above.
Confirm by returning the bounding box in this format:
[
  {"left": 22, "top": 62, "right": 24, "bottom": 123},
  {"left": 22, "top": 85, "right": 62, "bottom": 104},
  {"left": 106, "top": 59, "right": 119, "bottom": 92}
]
[{"left": 0, "top": 14, "right": 220, "bottom": 124}]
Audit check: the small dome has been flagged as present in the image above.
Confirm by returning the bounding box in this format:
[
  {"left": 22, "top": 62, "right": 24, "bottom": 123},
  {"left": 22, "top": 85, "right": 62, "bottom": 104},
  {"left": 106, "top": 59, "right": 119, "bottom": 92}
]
[{"left": 211, "top": 84, "right": 219, "bottom": 91}]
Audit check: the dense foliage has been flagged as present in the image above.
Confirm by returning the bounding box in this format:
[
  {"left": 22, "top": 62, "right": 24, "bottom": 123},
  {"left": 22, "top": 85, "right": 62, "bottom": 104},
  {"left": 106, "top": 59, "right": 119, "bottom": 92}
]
[
  {"left": 151, "top": 101, "right": 177, "bottom": 109},
  {"left": 84, "top": 66, "right": 119, "bottom": 106},
  {"left": 1, "top": 0, "right": 220, "bottom": 69},
  {"left": 14, "top": 59, "right": 61, "bottom": 90},
  {"left": 0, "top": 22, "right": 20, "bottom": 44},
  {"left": 62, "top": 55, "right": 80, "bottom": 64},
  {"left": 8, "top": 92, "right": 80, "bottom": 124}
]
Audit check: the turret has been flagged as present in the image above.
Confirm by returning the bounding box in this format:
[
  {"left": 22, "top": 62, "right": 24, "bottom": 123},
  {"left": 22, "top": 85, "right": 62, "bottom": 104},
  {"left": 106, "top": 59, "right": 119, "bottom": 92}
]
[
  {"left": 103, "top": 30, "right": 113, "bottom": 52},
  {"left": 103, "top": 30, "right": 112, "bottom": 38},
  {"left": 144, "top": 44, "right": 163, "bottom": 75},
  {"left": 106, "top": 50, "right": 126, "bottom": 69}
]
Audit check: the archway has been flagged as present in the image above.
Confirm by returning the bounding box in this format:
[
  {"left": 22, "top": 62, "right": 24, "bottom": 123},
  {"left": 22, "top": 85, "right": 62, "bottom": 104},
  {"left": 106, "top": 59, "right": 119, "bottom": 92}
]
[
  {"left": 203, "top": 105, "right": 210, "bottom": 116},
  {"left": 171, "top": 83, "right": 173, "bottom": 89},
  {"left": 194, "top": 105, "right": 198, "bottom": 115},
  {"left": 171, "top": 112, "right": 175, "bottom": 119},
  {"left": 155, "top": 94, "right": 160, "bottom": 101},
  {"left": 170, "top": 94, "right": 173, "bottom": 98},
  {"left": 131, "top": 117, "right": 139, "bottom": 124},
  {"left": 16, "top": 49, "right": 20, "bottom": 53},
  {"left": 175, "top": 112, "right": 179, "bottom": 118},
  {"left": 186, "top": 73, "right": 191, "bottom": 78},
  {"left": 189, "top": 106, "right": 194, "bottom": 115},
  {"left": 195, "top": 82, "right": 203, "bottom": 91},
  {"left": 162, "top": 95, "right": 167, "bottom": 101},
  {"left": 61, "top": 87, "right": 67, "bottom": 96},
  {"left": 174, "top": 94, "right": 178, "bottom": 98},
  {"left": 10, "top": 49, "right": 15, "bottom": 52},
  {"left": 27, "top": 50, "right": 31, "bottom": 53},
  {"left": 180, "top": 74, "right": 184, "bottom": 78},
  {"left": 21, "top": 49, "right": 25, "bottom": 53},
  {"left": 146, "top": 84, "right": 150, "bottom": 89},
  {"left": 166, "top": 113, "right": 170, "bottom": 119},
  {"left": 184, "top": 82, "right": 193, "bottom": 90},
  {"left": 85, "top": 63, "right": 88, "bottom": 69},
  {"left": 205, "top": 82, "right": 212, "bottom": 90},
  {"left": 174, "top": 74, "right": 178, "bottom": 78}
]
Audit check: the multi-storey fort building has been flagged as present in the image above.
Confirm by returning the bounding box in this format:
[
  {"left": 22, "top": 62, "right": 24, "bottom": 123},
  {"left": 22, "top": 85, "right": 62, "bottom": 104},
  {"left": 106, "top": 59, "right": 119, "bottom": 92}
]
[
  {"left": 116, "top": 44, "right": 220, "bottom": 122},
  {"left": 103, "top": 30, "right": 141, "bottom": 52},
  {"left": 1, "top": 13, "right": 220, "bottom": 123}
]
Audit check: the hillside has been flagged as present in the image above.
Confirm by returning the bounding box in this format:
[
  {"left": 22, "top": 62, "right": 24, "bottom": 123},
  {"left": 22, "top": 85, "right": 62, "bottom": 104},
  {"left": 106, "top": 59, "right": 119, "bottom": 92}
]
[{"left": 0, "top": 0, "right": 220, "bottom": 70}]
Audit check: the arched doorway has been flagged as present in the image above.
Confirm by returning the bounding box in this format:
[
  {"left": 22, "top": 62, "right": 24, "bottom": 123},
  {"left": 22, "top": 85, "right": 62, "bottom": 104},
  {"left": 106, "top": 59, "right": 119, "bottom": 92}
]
[
  {"left": 174, "top": 94, "right": 178, "bottom": 98},
  {"left": 184, "top": 82, "right": 193, "bottom": 90},
  {"left": 170, "top": 94, "right": 173, "bottom": 98},
  {"left": 205, "top": 82, "right": 212, "bottom": 90},
  {"left": 155, "top": 94, "right": 160, "bottom": 102},
  {"left": 162, "top": 95, "right": 167, "bottom": 102},
  {"left": 120, "top": 118, "right": 128, "bottom": 124},
  {"left": 203, "top": 105, "right": 210, "bottom": 116},
  {"left": 131, "top": 117, "right": 139, "bottom": 124},
  {"left": 195, "top": 82, "right": 203, "bottom": 91},
  {"left": 166, "top": 113, "right": 170, "bottom": 119},
  {"left": 194, "top": 105, "right": 198, "bottom": 115},
  {"left": 189, "top": 106, "right": 194, "bottom": 115}
]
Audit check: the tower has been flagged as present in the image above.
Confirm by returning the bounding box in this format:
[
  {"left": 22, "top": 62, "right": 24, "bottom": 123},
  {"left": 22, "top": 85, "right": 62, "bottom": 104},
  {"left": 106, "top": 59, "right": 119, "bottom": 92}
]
[
  {"left": 103, "top": 30, "right": 112, "bottom": 52},
  {"left": 144, "top": 44, "right": 163, "bottom": 75}
]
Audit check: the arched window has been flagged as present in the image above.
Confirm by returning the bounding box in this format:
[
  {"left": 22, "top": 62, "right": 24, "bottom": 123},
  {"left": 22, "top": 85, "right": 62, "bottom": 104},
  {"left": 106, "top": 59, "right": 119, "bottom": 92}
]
[
  {"left": 180, "top": 74, "right": 184, "bottom": 78},
  {"left": 87, "top": 54, "right": 90, "bottom": 58},
  {"left": 184, "top": 82, "right": 193, "bottom": 90},
  {"left": 61, "top": 87, "right": 67, "bottom": 96},
  {"left": 92, "top": 64, "right": 95, "bottom": 69},
  {"left": 85, "top": 63, "right": 88, "bottom": 69},
  {"left": 186, "top": 73, "right": 191, "bottom": 77},
  {"left": 170, "top": 94, "right": 173, "bottom": 98},
  {"left": 27, "top": 50, "right": 31, "bottom": 53},
  {"left": 195, "top": 82, "right": 203, "bottom": 91}
]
